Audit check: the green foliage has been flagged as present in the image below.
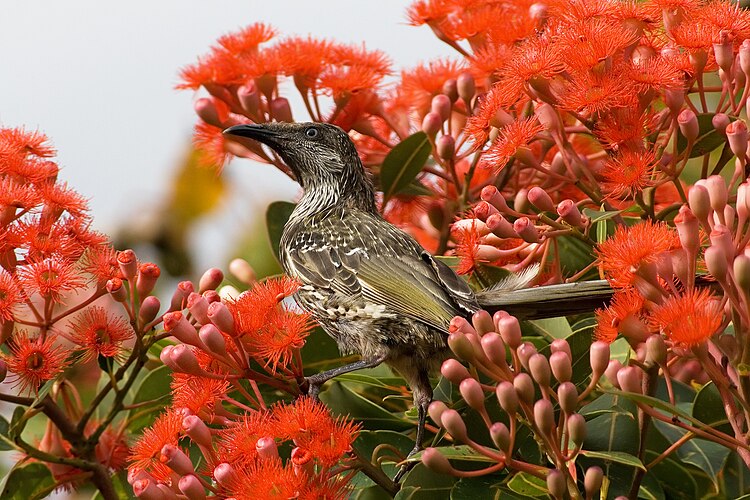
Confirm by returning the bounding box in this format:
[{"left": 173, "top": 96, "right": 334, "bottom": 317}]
[{"left": 379, "top": 132, "right": 432, "bottom": 202}]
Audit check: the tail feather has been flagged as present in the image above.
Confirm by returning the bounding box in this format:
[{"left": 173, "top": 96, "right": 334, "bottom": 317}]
[{"left": 475, "top": 263, "right": 540, "bottom": 303}]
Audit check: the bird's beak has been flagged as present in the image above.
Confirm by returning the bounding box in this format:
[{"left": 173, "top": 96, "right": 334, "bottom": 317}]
[{"left": 223, "top": 124, "right": 281, "bottom": 146}]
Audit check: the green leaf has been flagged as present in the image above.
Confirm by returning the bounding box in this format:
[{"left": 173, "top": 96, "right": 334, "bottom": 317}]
[
  {"left": 638, "top": 471, "right": 666, "bottom": 500},
  {"left": 266, "top": 201, "right": 296, "bottom": 259},
  {"left": 350, "top": 430, "right": 415, "bottom": 489},
  {"left": 652, "top": 419, "right": 730, "bottom": 488},
  {"left": 320, "top": 381, "right": 412, "bottom": 431},
  {"left": 380, "top": 132, "right": 432, "bottom": 201},
  {"left": 721, "top": 451, "right": 750, "bottom": 499},
  {"left": 127, "top": 364, "right": 173, "bottom": 433},
  {"left": 350, "top": 486, "right": 397, "bottom": 500},
  {"left": 0, "top": 463, "right": 54, "bottom": 499},
  {"left": 409, "top": 445, "right": 498, "bottom": 464},
  {"left": 693, "top": 382, "right": 732, "bottom": 435},
  {"left": 578, "top": 450, "right": 646, "bottom": 470},
  {"left": 583, "top": 207, "right": 623, "bottom": 223},
  {"left": 524, "top": 317, "right": 573, "bottom": 341},
  {"left": 300, "top": 326, "right": 344, "bottom": 374},
  {"left": 645, "top": 453, "right": 700, "bottom": 500},
  {"left": 398, "top": 463, "right": 458, "bottom": 498},
  {"left": 505, "top": 472, "right": 548, "bottom": 497},
  {"left": 676, "top": 113, "right": 732, "bottom": 158},
  {"left": 556, "top": 235, "right": 596, "bottom": 278},
  {"left": 8, "top": 406, "right": 27, "bottom": 441},
  {"left": 399, "top": 179, "right": 434, "bottom": 196},
  {"left": 0, "top": 415, "right": 13, "bottom": 451},
  {"left": 394, "top": 486, "right": 420, "bottom": 500},
  {"left": 451, "top": 474, "right": 505, "bottom": 499}
]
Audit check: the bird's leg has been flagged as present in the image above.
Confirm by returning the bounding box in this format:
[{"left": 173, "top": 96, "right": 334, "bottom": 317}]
[
  {"left": 394, "top": 374, "right": 433, "bottom": 483},
  {"left": 302, "top": 356, "right": 386, "bottom": 400}
]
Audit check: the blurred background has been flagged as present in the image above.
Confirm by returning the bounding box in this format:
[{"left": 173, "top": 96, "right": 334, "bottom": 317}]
[{"left": 0, "top": 0, "right": 454, "bottom": 282}]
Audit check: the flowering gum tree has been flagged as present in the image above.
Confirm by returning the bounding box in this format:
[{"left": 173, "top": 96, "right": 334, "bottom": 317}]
[{"left": 4, "top": 0, "right": 750, "bottom": 498}]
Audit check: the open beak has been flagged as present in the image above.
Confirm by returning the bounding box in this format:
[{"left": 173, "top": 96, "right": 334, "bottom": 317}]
[{"left": 223, "top": 124, "right": 281, "bottom": 146}]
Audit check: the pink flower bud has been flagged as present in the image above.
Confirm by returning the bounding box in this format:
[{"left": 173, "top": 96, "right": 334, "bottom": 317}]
[
  {"left": 674, "top": 205, "right": 700, "bottom": 255},
  {"left": 490, "top": 422, "right": 511, "bottom": 452},
  {"left": 517, "top": 342, "right": 538, "bottom": 371},
  {"left": 710, "top": 224, "right": 734, "bottom": 262},
  {"left": 496, "top": 381, "right": 518, "bottom": 415},
  {"left": 422, "top": 111, "right": 443, "bottom": 138},
  {"left": 117, "top": 249, "right": 138, "bottom": 280},
  {"left": 449, "top": 316, "right": 477, "bottom": 335},
  {"left": 207, "top": 302, "right": 235, "bottom": 335},
  {"left": 557, "top": 382, "right": 578, "bottom": 414},
  {"left": 198, "top": 268, "right": 224, "bottom": 294},
  {"left": 436, "top": 135, "right": 455, "bottom": 160},
  {"left": 163, "top": 311, "right": 201, "bottom": 347},
  {"left": 195, "top": 98, "right": 222, "bottom": 128},
  {"left": 107, "top": 277, "right": 127, "bottom": 302},
  {"left": 431, "top": 94, "right": 452, "bottom": 122},
  {"left": 256, "top": 436, "right": 279, "bottom": 460},
  {"left": 457, "top": 72, "right": 476, "bottom": 105},
  {"left": 726, "top": 120, "right": 749, "bottom": 161},
  {"left": 605, "top": 359, "right": 623, "bottom": 386},
  {"left": 440, "top": 409, "right": 469, "bottom": 442},
  {"left": 128, "top": 468, "right": 151, "bottom": 485},
  {"left": 481, "top": 333, "right": 507, "bottom": 368},
  {"left": 237, "top": 85, "right": 260, "bottom": 115},
  {"left": 486, "top": 214, "right": 520, "bottom": 238},
  {"left": 528, "top": 187, "right": 555, "bottom": 212},
  {"left": 617, "top": 366, "right": 642, "bottom": 393},
  {"left": 441, "top": 358, "right": 471, "bottom": 385},
  {"left": 183, "top": 415, "right": 212, "bottom": 448},
  {"left": 269, "top": 97, "right": 293, "bottom": 123},
  {"left": 480, "top": 185, "right": 510, "bottom": 211},
  {"left": 705, "top": 175, "right": 728, "bottom": 214},
  {"left": 714, "top": 34, "right": 734, "bottom": 73},
  {"left": 712, "top": 113, "right": 731, "bottom": 135},
  {"left": 590, "top": 341, "right": 610, "bottom": 378},
  {"left": 448, "top": 332, "right": 475, "bottom": 362},
  {"left": 213, "top": 463, "right": 236, "bottom": 488},
  {"left": 170, "top": 344, "right": 202, "bottom": 375},
  {"left": 664, "top": 89, "right": 684, "bottom": 116},
  {"left": 428, "top": 400, "right": 449, "bottom": 425},
  {"left": 495, "top": 313, "right": 521, "bottom": 349},
  {"left": 187, "top": 293, "right": 210, "bottom": 325},
  {"left": 514, "top": 189, "right": 530, "bottom": 214},
  {"left": 513, "top": 217, "right": 540, "bottom": 243},
  {"left": 421, "top": 447, "right": 454, "bottom": 474},
  {"left": 471, "top": 310, "right": 494, "bottom": 335},
  {"left": 677, "top": 109, "right": 699, "bottom": 142},
  {"left": 529, "top": 353, "right": 551, "bottom": 388},
  {"left": 645, "top": 334, "right": 667, "bottom": 366},
  {"left": 291, "top": 446, "right": 314, "bottom": 476},
  {"left": 550, "top": 339, "right": 571, "bottom": 359},
  {"left": 688, "top": 184, "right": 711, "bottom": 225},
  {"left": 159, "top": 345, "right": 176, "bottom": 370},
  {"left": 136, "top": 263, "right": 161, "bottom": 297},
  {"left": 534, "top": 399, "right": 555, "bottom": 435},
  {"left": 198, "top": 324, "right": 227, "bottom": 357},
  {"left": 535, "top": 103, "right": 563, "bottom": 137},
  {"left": 160, "top": 444, "right": 194, "bottom": 476},
  {"left": 178, "top": 475, "right": 207, "bottom": 500},
  {"left": 0, "top": 359, "right": 6, "bottom": 384},
  {"left": 706, "top": 245, "right": 729, "bottom": 282},
  {"left": 734, "top": 254, "right": 750, "bottom": 294},
  {"left": 170, "top": 281, "right": 194, "bottom": 311},
  {"left": 567, "top": 413, "right": 587, "bottom": 445},
  {"left": 514, "top": 372, "right": 535, "bottom": 405},
  {"left": 132, "top": 479, "right": 163, "bottom": 500},
  {"left": 584, "top": 467, "right": 604, "bottom": 498},
  {"left": 442, "top": 78, "right": 459, "bottom": 102},
  {"left": 557, "top": 199, "right": 584, "bottom": 228},
  {"left": 228, "top": 258, "right": 255, "bottom": 285},
  {"left": 741, "top": 39, "right": 750, "bottom": 78},
  {"left": 139, "top": 296, "right": 161, "bottom": 325},
  {"left": 550, "top": 351, "right": 572, "bottom": 383},
  {"left": 459, "top": 378, "right": 486, "bottom": 413},
  {"left": 547, "top": 469, "right": 566, "bottom": 500}
]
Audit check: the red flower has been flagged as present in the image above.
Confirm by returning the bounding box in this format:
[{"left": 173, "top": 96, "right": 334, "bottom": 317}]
[
  {"left": 483, "top": 118, "right": 544, "bottom": 169},
  {"left": 193, "top": 121, "right": 232, "bottom": 169},
  {"left": 128, "top": 409, "right": 184, "bottom": 482},
  {"left": 81, "top": 245, "right": 120, "bottom": 284},
  {"left": 224, "top": 459, "right": 304, "bottom": 500},
  {"left": 0, "top": 270, "right": 20, "bottom": 321},
  {"left": 18, "top": 256, "right": 86, "bottom": 302},
  {"left": 215, "top": 410, "right": 275, "bottom": 468},
  {"left": 601, "top": 149, "right": 659, "bottom": 200},
  {"left": 455, "top": 219, "right": 483, "bottom": 275},
  {"left": 557, "top": 69, "right": 638, "bottom": 118},
  {"left": 650, "top": 289, "right": 722, "bottom": 346},
  {"left": 216, "top": 23, "right": 277, "bottom": 56},
  {"left": 5, "top": 332, "right": 69, "bottom": 393},
  {"left": 594, "top": 288, "right": 648, "bottom": 343},
  {"left": 0, "top": 127, "right": 56, "bottom": 159},
  {"left": 68, "top": 306, "right": 133, "bottom": 361},
  {"left": 171, "top": 373, "right": 229, "bottom": 418},
  {"left": 397, "top": 59, "right": 466, "bottom": 113}
]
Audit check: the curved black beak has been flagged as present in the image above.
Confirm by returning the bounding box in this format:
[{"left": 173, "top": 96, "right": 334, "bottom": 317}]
[{"left": 223, "top": 124, "right": 281, "bottom": 146}]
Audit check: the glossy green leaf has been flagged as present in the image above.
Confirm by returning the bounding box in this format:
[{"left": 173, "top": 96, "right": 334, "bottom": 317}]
[
  {"left": 557, "top": 235, "right": 596, "bottom": 277},
  {"left": 394, "top": 486, "right": 420, "bottom": 500},
  {"left": 350, "top": 486, "right": 396, "bottom": 500},
  {"left": 0, "top": 415, "right": 13, "bottom": 451},
  {"left": 399, "top": 463, "right": 457, "bottom": 498},
  {"left": 645, "top": 453, "right": 700, "bottom": 500},
  {"left": 409, "top": 445, "right": 498, "bottom": 464},
  {"left": 300, "top": 326, "right": 343, "bottom": 374},
  {"left": 451, "top": 475, "right": 505, "bottom": 499},
  {"left": 380, "top": 132, "right": 432, "bottom": 201},
  {"left": 578, "top": 450, "right": 646, "bottom": 470},
  {"left": 266, "top": 201, "right": 296, "bottom": 259},
  {"left": 8, "top": 406, "right": 27, "bottom": 441},
  {"left": 583, "top": 207, "right": 623, "bottom": 223},
  {"left": 721, "top": 451, "right": 750, "bottom": 498},
  {"left": 676, "top": 113, "right": 732, "bottom": 158},
  {"left": 320, "top": 381, "right": 412, "bottom": 431},
  {"left": 652, "top": 419, "right": 730, "bottom": 488},
  {"left": 399, "top": 179, "right": 433, "bottom": 196},
  {"left": 693, "top": 382, "right": 732, "bottom": 435},
  {"left": 638, "top": 471, "right": 666, "bottom": 500},
  {"left": 127, "top": 364, "right": 172, "bottom": 433},
  {"left": 524, "top": 317, "right": 573, "bottom": 341},
  {"left": 350, "top": 430, "right": 415, "bottom": 490},
  {"left": 0, "top": 463, "right": 55, "bottom": 500},
  {"left": 505, "top": 472, "right": 548, "bottom": 497}
]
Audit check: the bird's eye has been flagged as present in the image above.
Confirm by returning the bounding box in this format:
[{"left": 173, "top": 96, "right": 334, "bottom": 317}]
[{"left": 305, "top": 127, "right": 319, "bottom": 139}]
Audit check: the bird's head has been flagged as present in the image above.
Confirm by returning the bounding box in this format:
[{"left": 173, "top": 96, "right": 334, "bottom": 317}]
[{"left": 223, "top": 122, "right": 368, "bottom": 191}]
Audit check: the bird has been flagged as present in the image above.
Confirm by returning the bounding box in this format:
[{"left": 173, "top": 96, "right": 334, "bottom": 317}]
[{"left": 223, "top": 121, "right": 492, "bottom": 479}]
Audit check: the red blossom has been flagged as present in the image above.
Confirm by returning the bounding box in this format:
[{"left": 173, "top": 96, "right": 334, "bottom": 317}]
[
  {"left": 5, "top": 332, "right": 70, "bottom": 393},
  {"left": 128, "top": 409, "right": 184, "bottom": 482},
  {"left": 650, "top": 289, "right": 722, "bottom": 346},
  {"left": 67, "top": 306, "right": 133, "bottom": 361}
]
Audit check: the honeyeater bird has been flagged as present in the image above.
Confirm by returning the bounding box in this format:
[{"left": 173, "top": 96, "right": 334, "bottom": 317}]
[{"left": 223, "top": 121, "right": 521, "bottom": 478}]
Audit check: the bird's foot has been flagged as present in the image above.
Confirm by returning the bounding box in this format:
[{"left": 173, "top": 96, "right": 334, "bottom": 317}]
[
  {"left": 300, "top": 375, "right": 322, "bottom": 401},
  {"left": 393, "top": 445, "right": 421, "bottom": 483}
]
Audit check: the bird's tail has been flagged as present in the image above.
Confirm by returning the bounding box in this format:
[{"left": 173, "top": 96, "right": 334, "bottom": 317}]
[{"left": 475, "top": 264, "right": 540, "bottom": 304}]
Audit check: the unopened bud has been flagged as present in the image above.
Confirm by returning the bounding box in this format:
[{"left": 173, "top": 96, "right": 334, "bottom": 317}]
[
  {"left": 422, "top": 111, "right": 443, "bottom": 138},
  {"left": 675, "top": 205, "right": 700, "bottom": 255},
  {"left": 617, "top": 366, "right": 642, "bottom": 393},
  {"left": 441, "top": 358, "right": 471, "bottom": 385},
  {"left": 473, "top": 201, "right": 499, "bottom": 221},
  {"left": 688, "top": 184, "right": 710, "bottom": 225},
  {"left": 550, "top": 338, "right": 571, "bottom": 359},
  {"left": 706, "top": 245, "right": 728, "bottom": 282},
  {"left": 199, "top": 268, "right": 224, "bottom": 293},
  {"left": 727, "top": 120, "right": 749, "bottom": 162},
  {"left": 481, "top": 332, "right": 507, "bottom": 368},
  {"left": 705, "top": 175, "right": 729, "bottom": 214},
  {"left": 256, "top": 436, "right": 279, "bottom": 460},
  {"left": 496, "top": 314, "right": 522, "bottom": 348},
  {"left": 207, "top": 301, "right": 235, "bottom": 335},
  {"left": 441, "top": 409, "right": 469, "bottom": 442},
  {"left": 187, "top": 293, "right": 210, "bottom": 324},
  {"left": 237, "top": 85, "right": 260, "bottom": 115},
  {"left": 136, "top": 263, "right": 161, "bottom": 297},
  {"left": 489, "top": 422, "right": 511, "bottom": 451},
  {"left": 442, "top": 78, "right": 458, "bottom": 102},
  {"left": 117, "top": 249, "right": 138, "bottom": 280},
  {"left": 183, "top": 415, "right": 212, "bottom": 448},
  {"left": 517, "top": 342, "right": 537, "bottom": 372},
  {"left": 229, "top": 258, "right": 255, "bottom": 285},
  {"left": 431, "top": 94, "right": 452, "bottom": 122},
  {"left": 713, "top": 113, "right": 731, "bottom": 135},
  {"left": 557, "top": 382, "right": 578, "bottom": 414},
  {"left": 195, "top": 98, "right": 222, "bottom": 128},
  {"left": 213, "top": 463, "right": 236, "bottom": 488},
  {"left": 514, "top": 372, "right": 535, "bottom": 405},
  {"left": 665, "top": 89, "right": 684, "bottom": 116},
  {"left": 528, "top": 187, "right": 555, "bottom": 212},
  {"left": 547, "top": 469, "right": 566, "bottom": 500},
  {"left": 529, "top": 353, "right": 551, "bottom": 388},
  {"left": 534, "top": 399, "right": 555, "bottom": 435},
  {"left": 605, "top": 359, "right": 623, "bottom": 386},
  {"left": 557, "top": 199, "right": 584, "bottom": 227},
  {"left": 514, "top": 189, "right": 530, "bottom": 214},
  {"left": 170, "top": 281, "right": 194, "bottom": 311},
  {"left": 481, "top": 185, "right": 510, "bottom": 212},
  {"left": 178, "top": 475, "right": 206, "bottom": 500},
  {"left": 584, "top": 467, "right": 604, "bottom": 498},
  {"left": 170, "top": 344, "right": 202, "bottom": 375},
  {"left": 710, "top": 224, "right": 734, "bottom": 262},
  {"left": 428, "top": 400, "right": 449, "bottom": 425},
  {"left": 496, "top": 381, "right": 518, "bottom": 415},
  {"left": 567, "top": 413, "right": 587, "bottom": 445},
  {"left": 422, "top": 447, "right": 454, "bottom": 474},
  {"left": 550, "top": 351, "right": 572, "bottom": 383},
  {"left": 437, "top": 135, "right": 455, "bottom": 160},
  {"left": 448, "top": 332, "right": 475, "bottom": 362},
  {"left": 734, "top": 254, "right": 750, "bottom": 294},
  {"left": 486, "top": 213, "right": 520, "bottom": 238},
  {"left": 459, "top": 378, "right": 486, "bottom": 413},
  {"left": 513, "top": 217, "right": 540, "bottom": 243},
  {"left": 107, "top": 277, "right": 127, "bottom": 302},
  {"left": 678, "top": 109, "right": 699, "bottom": 142},
  {"left": 198, "top": 324, "right": 227, "bottom": 357},
  {"left": 160, "top": 444, "right": 194, "bottom": 476},
  {"left": 132, "top": 479, "right": 163, "bottom": 500},
  {"left": 449, "top": 316, "right": 477, "bottom": 335},
  {"left": 645, "top": 334, "right": 667, "bottom": 366},
  {"left": 535, "top": 103, "right": 563, "bottom": 137},
  {"left": 163, "top": 311, "right": 201, "bottom": 346},
  {"left": 139, "top": 296, "right": 161, "bottom": 325},
  {"left": 457, "top": 72, "right": 476, "bottom": 105},
  {"left": 270, "top": 97, "right": 293, "bottom": 123}
]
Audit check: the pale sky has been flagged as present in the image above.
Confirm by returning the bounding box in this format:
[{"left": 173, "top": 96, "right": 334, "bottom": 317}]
[{"left": 0, "top": 0, "right": 454, "bottom": 267}]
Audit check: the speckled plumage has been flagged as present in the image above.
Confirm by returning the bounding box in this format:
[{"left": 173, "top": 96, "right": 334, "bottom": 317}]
[{"left": 223, "top": 121, "right": 480, "bottom": 471}]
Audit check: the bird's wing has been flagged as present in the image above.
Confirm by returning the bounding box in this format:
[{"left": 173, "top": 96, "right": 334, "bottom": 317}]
[{"left": 284, "top": 210, "right": 477, "bottom": 331}]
